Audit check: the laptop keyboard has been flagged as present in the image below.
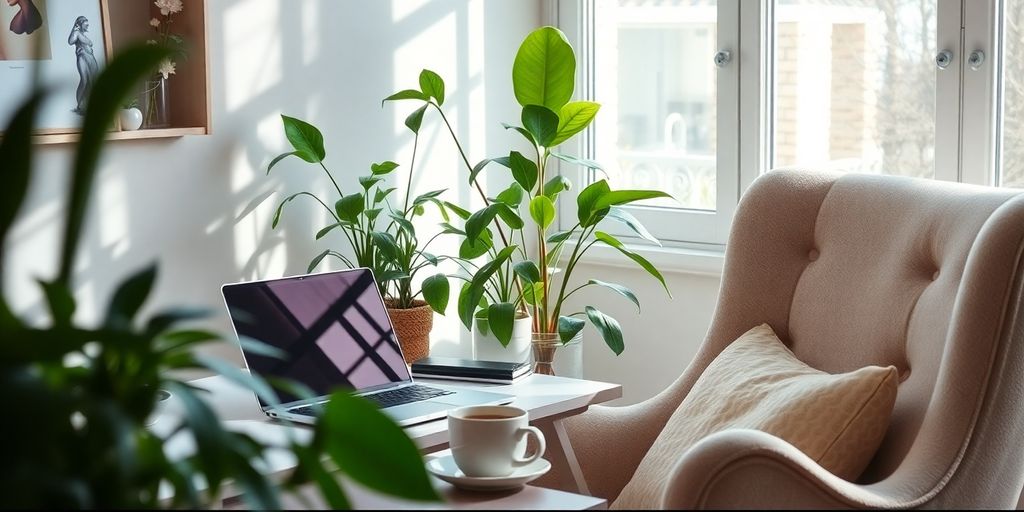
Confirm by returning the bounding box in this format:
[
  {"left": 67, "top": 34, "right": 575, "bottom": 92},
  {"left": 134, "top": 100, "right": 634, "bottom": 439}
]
[
  {"left": 361, "top": 385, "right": 453, "bottom": 408},
  {"left": 287, "top": 385, "right": 453, "bottom": 416}
]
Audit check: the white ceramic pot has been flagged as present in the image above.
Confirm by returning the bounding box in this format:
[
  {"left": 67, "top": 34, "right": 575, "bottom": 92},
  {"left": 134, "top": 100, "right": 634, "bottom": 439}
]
[
  {"left": 473, "top": 313, "right": 532, "bottom": 364},
  {"left": 119, "top": 107, "right": 143, "bottom": 131}
]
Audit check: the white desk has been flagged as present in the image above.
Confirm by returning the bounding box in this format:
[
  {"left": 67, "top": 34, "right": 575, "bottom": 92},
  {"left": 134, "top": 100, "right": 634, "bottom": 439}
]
[{"left": 153, "top": 373, "right": 621, "bottom": 508}]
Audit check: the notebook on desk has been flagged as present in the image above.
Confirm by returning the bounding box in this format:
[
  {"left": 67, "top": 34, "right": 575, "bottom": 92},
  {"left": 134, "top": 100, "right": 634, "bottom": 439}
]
[
  {"left": 411, "top": 357, "right": 533, "bottom": 384},
  {"left": 221, "top": 268, "right": 513, "bottom": 427}
]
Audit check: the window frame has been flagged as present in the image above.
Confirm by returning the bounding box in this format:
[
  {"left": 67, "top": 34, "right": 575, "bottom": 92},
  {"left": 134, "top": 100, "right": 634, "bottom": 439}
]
[{"left": 552, "top": 0, "right": 1006, "bottom": 265}]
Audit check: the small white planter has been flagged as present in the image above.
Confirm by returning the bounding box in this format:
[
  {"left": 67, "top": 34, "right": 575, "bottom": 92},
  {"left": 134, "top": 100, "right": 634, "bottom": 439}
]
[
  {"left": 472, "top": 313, "right": 532, "bottom": 364},
  {"left": 119, "top": 107, "right": 143, "bottom": 131}
]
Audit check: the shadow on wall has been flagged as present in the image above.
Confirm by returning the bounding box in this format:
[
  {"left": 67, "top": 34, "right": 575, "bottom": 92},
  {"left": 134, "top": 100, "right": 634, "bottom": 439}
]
[{"left": 3, "top": 0, "right": 540, "bottom": 365}]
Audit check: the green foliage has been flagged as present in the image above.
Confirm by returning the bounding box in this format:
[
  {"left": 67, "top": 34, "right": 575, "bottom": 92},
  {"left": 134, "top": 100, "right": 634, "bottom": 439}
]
[
  {"left": 267, "top": 110, "right": 449, "bottom": 312},
  {"left": 386, "top": 26, "right": 674, "bottom": 351},
  {"left": 512, "top": 26, "right": 576, "bottom": 111},
  {"left": 0, "top": 44, "right": 436, "bottom": 509}
]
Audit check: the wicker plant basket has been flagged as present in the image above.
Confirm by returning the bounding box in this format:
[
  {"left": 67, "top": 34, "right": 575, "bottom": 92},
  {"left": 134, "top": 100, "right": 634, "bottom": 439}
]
[{"left": 385, "top": 299, "right": 433, "bottom": 364}]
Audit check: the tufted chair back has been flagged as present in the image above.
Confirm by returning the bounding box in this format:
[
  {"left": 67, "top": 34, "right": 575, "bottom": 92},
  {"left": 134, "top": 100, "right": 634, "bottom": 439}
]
[{"left": 560, "top": 169, "right": 1024, "bottom": 508}]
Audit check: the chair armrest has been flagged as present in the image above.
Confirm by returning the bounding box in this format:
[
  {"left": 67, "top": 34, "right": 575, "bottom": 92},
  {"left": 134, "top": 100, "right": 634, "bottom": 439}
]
[{"left": 663, "top": 429, "right": 902, "bottom": 510}]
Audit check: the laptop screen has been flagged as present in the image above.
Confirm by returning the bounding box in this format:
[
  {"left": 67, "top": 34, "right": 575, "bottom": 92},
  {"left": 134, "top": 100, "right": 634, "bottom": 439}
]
[{"left": 221, "top": 269, "right": 412, "bottom": 408}]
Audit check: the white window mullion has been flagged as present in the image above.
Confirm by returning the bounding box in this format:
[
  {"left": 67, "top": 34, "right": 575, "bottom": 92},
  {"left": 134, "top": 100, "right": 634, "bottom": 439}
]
[
  {"left": 961, "top": 0, "right": 1000, "bottom": 186},
  {"left": 934, "top": 0, "right": 966, "bottom": 183}
]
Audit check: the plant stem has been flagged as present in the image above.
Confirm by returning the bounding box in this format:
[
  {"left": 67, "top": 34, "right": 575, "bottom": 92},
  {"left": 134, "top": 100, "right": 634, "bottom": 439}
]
[
  {"left": 430, "top": 102, "right": 527, "bottom": 313},
  {"left": 403, "top": 131, "right": 420, "bottom": 212},
  {"left": 550, "top": 225, "right": 595, "bottom": 328},
  {"left": 537, "top": 149, "right": 549, "bottom": 332},
  {"left": 318, "top": 162, "right": 345, "bottom": 201}
]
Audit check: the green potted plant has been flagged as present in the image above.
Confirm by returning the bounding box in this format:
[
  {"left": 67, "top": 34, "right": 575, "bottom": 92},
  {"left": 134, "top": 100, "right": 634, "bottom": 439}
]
[
  {"left": 267, "top": 109, "right": 450, "bottom": 363},
  {"left": 0, "top": 45, "right": 438, "bottom": 509},
  {"left": 385, "top": 26, "right": 672, "bottom": 375},
  {"left": 437, "top": 200, "right": 534, "bottom": 363}
]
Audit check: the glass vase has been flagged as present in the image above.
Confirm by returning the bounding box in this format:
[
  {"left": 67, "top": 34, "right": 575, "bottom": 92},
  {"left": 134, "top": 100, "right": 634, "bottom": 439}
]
[
  {"left": 531, "top": 332, "right": 583, "bottom": 378},
  {"left": 142, "top": 76, "right": 170, "bottom": 129}
]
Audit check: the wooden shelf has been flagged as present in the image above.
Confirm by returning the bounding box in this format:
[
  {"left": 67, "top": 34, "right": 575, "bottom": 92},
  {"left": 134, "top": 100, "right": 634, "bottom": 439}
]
[
  {"left": 25, "top": 0, "right": 211, "bottom": 145},
  {"left": 31, "top": 127, "right": 207, "bottom": 145}
]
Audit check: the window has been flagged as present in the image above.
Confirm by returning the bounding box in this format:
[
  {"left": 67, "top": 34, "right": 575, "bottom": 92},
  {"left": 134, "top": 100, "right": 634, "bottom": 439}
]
[{"left": 556, "top": 0, "right": 1016, "bottom": 252}]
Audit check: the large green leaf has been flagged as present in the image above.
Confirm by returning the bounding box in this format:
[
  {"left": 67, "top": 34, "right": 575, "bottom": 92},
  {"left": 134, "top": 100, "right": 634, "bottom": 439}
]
[
  {"left": 104, "top": 264, "right": 158, "bottom": 329},
  {"left": 604, "top": 206, "right": 660, "bottom": 246},
  {"left": 585, "top": 306, "right": 624, "bottom": 355},
  {"left": 557, "top": 315, "right": 586, "bottom": 344},
  {"left": 487, "top": 302, "right": 516, "bottom": 347},
  {"left": 594, "top": 231, "right": 670, "bottom": 296},
  {"left": 421, "top": 273, "right": 449, "bottom": 315},
  {"left": 418, "top": 69, "right": 445, "bottom": 106},
  {"left": 459, "top": 229, "right": 493, "bottom": 260},
  {"left": 281, "top": 115, "right": 326, "bottom": 163},
  {"left": 266, "top": 151, "right": 297, "bottom": 174},
  {"left": 0, "top": 91, "right": 42, "bottom": 246},
  {"left": 308, "top": 249, "right": 331, "bottom": 273},
  {"left": 550, "top": 151, "right": 604, "bottom": 172},
  {"left": 550, "top": 101, "right": 600, "bottom": 147},
  {"left": 382, "top": 89, "right": 429, "bottom": 107},
  {"left": 38, "top": 279, "right": 76, "bottom": 329},
  {"left": 405, "top": 104, "right": 428, "bottom": 133},
  {"left": 371, "top": 161, "right": 399, "bottom": 175},
  {"left": 469, "top": 158, "right": 494, "bottom": 185},
  {"left": 370, "top": 231, "right": 401, "bottom": 260},
  {"left": 509, "top": 151, "right": 538, "bottom": 192},
  {"left": 165, "top": 382, "right": 228, "bottom": 499},
  {"left": 458, "top": 246, "right": 517, "bottom": 330},
  {"left": 593, "top": 190, "right": 672, "bottom": 211},
  {"left": 576, "top": 179, "right": 610, "bottom": 226},
  {"left": 61, "top": 44, "right": 171, "bottom": 286},
  {"left": 335, "top": 193, "right": 365, "bottom": 223},
  {"left": 500, "top": 122, "right": 537, "bottom": 146},
  {"left": 588, "top": 279, "right": 640, "bottom": 313},
  {"left": 321, "top": 392, "right": 439, "bottom": 501},
  {"left": 389, "top": 213, "right": 416, "bottom": 237},
  {"left": 496, "top": 183, "right": 525, "bottom": 206},
  {"left": 543, "top": 175, "right": 571, "bottom": 199},
  {"left": 0, "top": 90, "right": 43, "bottom": 328},
  {"left": 513, "top": 261, "right": 541, "bottom": 284},
  {"left": 465, "top": 203, "right": 523, "bottom": 242},
  {"left": 444, "top": 201, "right": 472, "bottom": 220},
  {"left": 512, "top": 26, "right": 576, "bottom": 111},
  {"left": 521, "top": 105, "right": 559, "bottom": 147},
  {"left": 529, "top": 195, "right": 556, "bottom": 229}
]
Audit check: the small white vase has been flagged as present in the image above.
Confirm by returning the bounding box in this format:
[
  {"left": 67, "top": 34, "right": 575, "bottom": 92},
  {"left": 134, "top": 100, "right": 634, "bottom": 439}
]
[
  {"left": 119, "top": 107, "right": 143, "bottom": 131},
  {"left": 472, "top": 313, "right": 532, "bottom": 364}
]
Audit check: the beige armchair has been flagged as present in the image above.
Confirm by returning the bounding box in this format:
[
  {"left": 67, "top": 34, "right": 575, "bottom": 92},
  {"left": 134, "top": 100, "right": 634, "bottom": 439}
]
[{"left": 549, "top": 170, "right": 1024, "bottom": 508}]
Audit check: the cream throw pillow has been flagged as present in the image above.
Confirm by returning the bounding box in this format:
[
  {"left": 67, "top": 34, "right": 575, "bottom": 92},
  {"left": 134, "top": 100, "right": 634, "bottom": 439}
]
[{"left": 612, "top": 324, "right": 898, "bottom": 510}]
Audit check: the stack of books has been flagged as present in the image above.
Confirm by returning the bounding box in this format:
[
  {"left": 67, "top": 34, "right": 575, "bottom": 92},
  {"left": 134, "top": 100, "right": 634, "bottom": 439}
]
[{"left": 410, "top": 357, "right": 533, "bottom": 384}]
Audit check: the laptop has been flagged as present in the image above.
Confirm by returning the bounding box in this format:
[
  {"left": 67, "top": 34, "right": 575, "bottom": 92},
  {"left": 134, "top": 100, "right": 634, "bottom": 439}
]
[{"left": 221, "top": 268, "right": 513, "bottom": 426}]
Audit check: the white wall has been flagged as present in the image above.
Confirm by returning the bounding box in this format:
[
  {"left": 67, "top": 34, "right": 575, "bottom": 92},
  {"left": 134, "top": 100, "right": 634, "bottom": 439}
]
[
  {"left": 566, "top": 262, "right": 721, "bottom": 405},
  {"left": 5, "top": 0, "right": 541, "bottom": 365},
  {"left": 5, "top": 0, "right": 717, "bottom": 406}
]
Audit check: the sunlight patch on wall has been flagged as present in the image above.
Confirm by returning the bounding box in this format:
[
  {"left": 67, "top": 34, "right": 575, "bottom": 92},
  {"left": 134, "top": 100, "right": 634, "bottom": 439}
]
[
  {"left": 391, "top": 0, "right": 433, "bottom": 22},
  {"left": 224, "top": 0, "right": 283, "bottom": 111},
  {"left": 98, "top": 172, "right": 130, "bottom": 260},
  {"left": 301, "top": 0, "right": 321, "bottom": 67}
]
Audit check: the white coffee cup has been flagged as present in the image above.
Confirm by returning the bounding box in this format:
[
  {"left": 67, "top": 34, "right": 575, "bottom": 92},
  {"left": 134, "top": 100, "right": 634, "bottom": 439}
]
[{"left": 448, "top": 405, "right": 546, "bottom": 478}]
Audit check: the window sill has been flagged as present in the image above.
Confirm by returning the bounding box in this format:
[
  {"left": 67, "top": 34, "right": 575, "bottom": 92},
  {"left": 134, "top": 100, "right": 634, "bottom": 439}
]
[{"left": 574, "top": 242, "right": 726, "bottom": 277}]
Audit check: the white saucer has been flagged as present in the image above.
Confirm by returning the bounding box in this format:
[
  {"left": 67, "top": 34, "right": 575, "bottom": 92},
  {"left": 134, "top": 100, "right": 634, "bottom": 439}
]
[{"left": 426, "top": 454, "right": 551, "bottom": 492}]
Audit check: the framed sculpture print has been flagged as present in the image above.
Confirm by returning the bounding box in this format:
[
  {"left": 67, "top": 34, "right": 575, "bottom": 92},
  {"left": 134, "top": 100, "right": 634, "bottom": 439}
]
[{"left": 0, "top": 0, "right": 109, "bottom": 134}]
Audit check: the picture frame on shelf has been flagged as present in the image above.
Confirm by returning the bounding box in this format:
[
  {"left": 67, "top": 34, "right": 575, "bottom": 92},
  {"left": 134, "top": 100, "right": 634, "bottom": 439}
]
[{"left": 0, "top": 0, "right": 112, "bottom": 135}]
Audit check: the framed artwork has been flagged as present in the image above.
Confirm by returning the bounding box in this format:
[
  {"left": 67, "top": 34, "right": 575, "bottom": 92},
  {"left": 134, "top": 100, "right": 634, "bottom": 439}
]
[{"left": 0, "top": 0, "right": 110, "bottom": 134}]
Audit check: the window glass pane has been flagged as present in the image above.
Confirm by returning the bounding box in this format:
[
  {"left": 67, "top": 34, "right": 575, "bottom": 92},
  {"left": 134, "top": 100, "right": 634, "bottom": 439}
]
[
  {"left": 773, "top": 0, "right": 937, "bottom": 179},
  {"left": 1001, "top": 1, "right": 1024, "bottom": 187},
  {"left": 594, "top": 0, "right": 717, "bottom": 211}
]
